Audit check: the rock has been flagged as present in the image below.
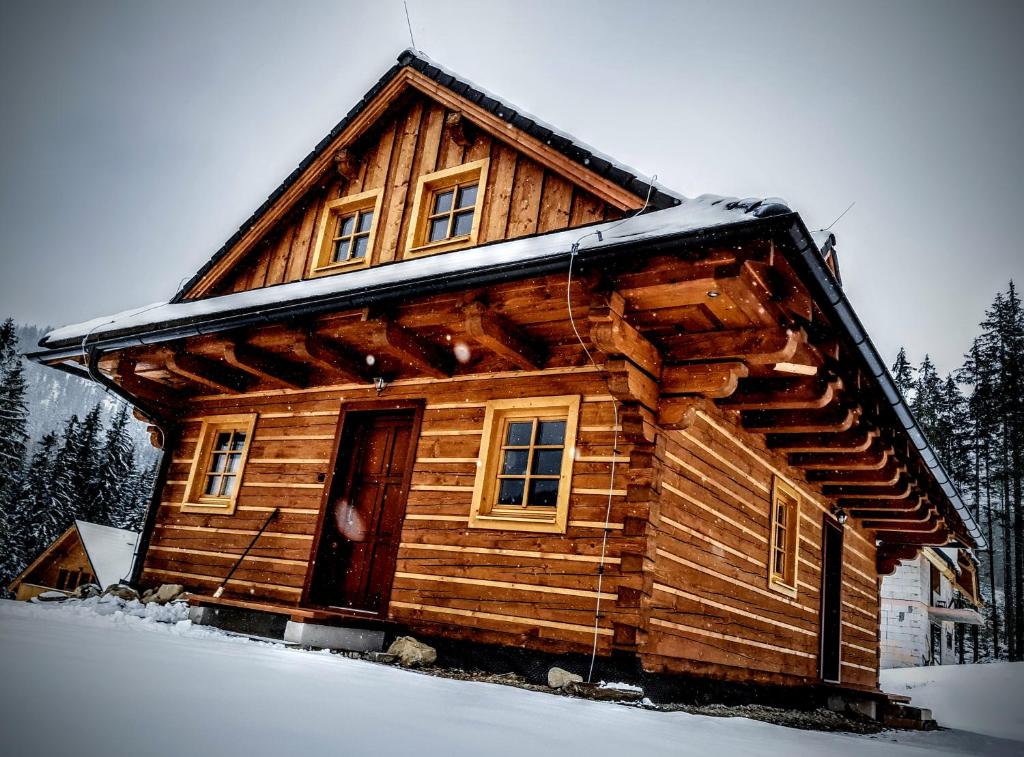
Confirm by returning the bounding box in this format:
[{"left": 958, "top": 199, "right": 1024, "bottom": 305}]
[
  {"left": 547, "top": 667, "right": 583, "bottom": 689},
  {"left": 72, "top": 583, "right": 101, "bottom": 599},
  {"left": 386, "top": 636, "right": 437, "bottom": 668},
  {"left": 34, "top": 590, "right": 68, "bottom": 602},
  {"left": 564, "top": 681, "right": 644, "bottom": 702},
  {"left": 143, "top": 584, "right": 185, "bottom": 604},
  {"left": 102, "top": 584, "right": 140, "bottom": 601},
  {"left": 141, "top": 588, "right": 155, "bottom": 602},
  {"left": 364, "top": 652, "right": 399, "bottom": 665}
]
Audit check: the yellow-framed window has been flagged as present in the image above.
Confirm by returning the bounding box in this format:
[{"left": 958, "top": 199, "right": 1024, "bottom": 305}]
[
  {"left": 768, "top": 476, "right": 801, "bottom": 597},
  {"left": 469, "top": 395, "right": 580, "bottom": 534},
  {"left": 182, "top": 414, "right": 257, "bottom": 515},
  {"left": 309, "top": 189, "right": 383, "bottom": 276},
  {"left": 405, "top": 159, "right": 489, "bottom": 257}
]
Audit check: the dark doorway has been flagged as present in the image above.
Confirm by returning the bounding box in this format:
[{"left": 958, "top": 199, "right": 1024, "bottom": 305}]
[
  {"left": 819, "top": 517, "right": 844, "bottom": 683},
  {"left": 307, "top": 403, "right": 421, "bottom": 614}
]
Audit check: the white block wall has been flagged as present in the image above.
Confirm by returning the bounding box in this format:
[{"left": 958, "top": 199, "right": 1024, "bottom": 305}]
[{"left": 880, "top": 551, "right": 960, "bottom": 668}]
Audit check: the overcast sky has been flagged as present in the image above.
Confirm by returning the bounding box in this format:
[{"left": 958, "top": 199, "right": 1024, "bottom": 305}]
[{"left": 1, "top": 0, "right": 1021, "bottom": 374}]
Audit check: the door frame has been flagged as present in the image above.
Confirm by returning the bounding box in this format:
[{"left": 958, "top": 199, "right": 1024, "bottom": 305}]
[
  {"left": 818, "top": 514, "right": 844, "bottom": 684},
  {"left": 301, "top": 398, "right": 424, "bottom": 619}
]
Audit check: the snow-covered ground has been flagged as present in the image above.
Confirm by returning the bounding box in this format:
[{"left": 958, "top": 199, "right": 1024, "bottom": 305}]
[{"left": 0, "top": 599, "right": 1020, "bottom": 757}]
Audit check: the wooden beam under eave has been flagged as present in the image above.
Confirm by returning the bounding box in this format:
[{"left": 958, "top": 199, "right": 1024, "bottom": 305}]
[
  {"left": 805, "top": 461, "right": 905, "bottom": 486},
  {"left": 587, "top": 292, "right": 662, "bottom": 378},
  {"left": 877, "top": 544, "right": 923, "bottom": 575},
  {"left": 864, "top": 513, "right": 943, "bottom": 532},
  {"left": 660, "top": 362, "right": 748, "bottom": 399},
  {"left": 363, "top": 315, "right": 451, "bottom": 378},
  {"left": 789, "top": 445, "right": 893, "bottom": 471},
  {"left": 741, "top": 405, "right": 860, "bottom": 435},
  {"left": 767, "top": 429, "right": 879, "bottom": 454},
  {"left": 718, "top": 376, "right": 841, "bottom": 412},
  {"left": 605, "top": 359, "right": 659, "bottom": 412},
  {"left": 872, "top": 527, "right": 951, "bottom": 546},
  {"left": 463, "top": 301, "right": 546, "bottom": 371},
  {"left": 293, "top": 333, "right": 369, "bottom": 383},
  {"left": 162, "top": 350, "right": 250, "bottom": 395},
  {"left": 222, "top": 342, "right": 309, "bottom": 390},
  {"left": 660, "top": 327, "right": 805, "bottom": 366},
  {"left": 825, "top": 479, "right": 914, "bottom": 499}
]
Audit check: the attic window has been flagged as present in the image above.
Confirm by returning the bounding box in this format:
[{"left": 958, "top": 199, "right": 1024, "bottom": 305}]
[
  {"left": 309, "top": 189, "right": 383, "bottom": 276},
  {"left": 469, "top": 395, "right": 580, "bottom": 534},
  {"left": 182, "top": 414, "right": 257, "bottom": 515},
  {"left": 768, "top": 476, "right": 801, "bottom": 598},
  {"left": 405, "top": 159, "right": 489, "bottom": 257}
]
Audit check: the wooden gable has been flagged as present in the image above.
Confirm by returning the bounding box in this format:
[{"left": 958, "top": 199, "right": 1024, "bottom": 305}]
[{"left": 188, "top": 69, "right": 645, "bottom": 300}]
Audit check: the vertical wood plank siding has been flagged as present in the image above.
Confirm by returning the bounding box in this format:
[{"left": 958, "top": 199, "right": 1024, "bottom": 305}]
[{"left": 212, "top": 95, "right": 615, "bottom": 297}]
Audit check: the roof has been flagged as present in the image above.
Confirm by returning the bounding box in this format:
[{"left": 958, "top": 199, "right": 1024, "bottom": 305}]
[
  {"left": 76, "top": 520, "right": 139, "bottom": 589},
  {"left": 170, "top": 48, "right": 682, "bottom": 303},
  {"left": 36, "top": 195, "right": 788, "bottom": 353}
]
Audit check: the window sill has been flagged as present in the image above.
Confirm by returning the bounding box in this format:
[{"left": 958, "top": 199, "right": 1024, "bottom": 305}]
[
  {"left": 308, "top": 256, "right": 371, "bottom": 278},
  {"left": 768, "top": 577, "right": 799, "bottom": 599},
  {"left": 406, "top": 235, "right": 473, "bottom": 258},
  {"left": 469, "top": 512, "right": 567, "bottom": 534},
  {"left": 181, "top": 501, "right": 237, "bottom": 515}
]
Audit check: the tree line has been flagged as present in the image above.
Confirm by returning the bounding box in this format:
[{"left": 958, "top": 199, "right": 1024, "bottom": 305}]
[
  {"left": 893, "top": 281, "right": 1024, "bottom": 661},
  {"left": 0, "top": 320, "right": 158, "bottom": 589}
]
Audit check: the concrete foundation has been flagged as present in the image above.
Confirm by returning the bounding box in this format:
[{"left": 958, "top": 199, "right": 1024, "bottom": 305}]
[
  {"left": 189, "top": 605, "right": 288, "bottom": 639},
  {"left": 283, "top": 620, "right": 386, "bottom": 652}
]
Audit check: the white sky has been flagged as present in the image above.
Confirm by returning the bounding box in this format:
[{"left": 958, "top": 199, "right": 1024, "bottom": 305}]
[{"left": 1, "top": 0, "right": 1021, "bottom": 374}]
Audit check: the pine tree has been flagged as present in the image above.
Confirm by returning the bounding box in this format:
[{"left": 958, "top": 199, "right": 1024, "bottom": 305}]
[
  {"left": 67, "top": 404, "right": 104, "bottom": 523},
  {"left": 96, "top": 402, "right": 136, "bottom": 525},
  {"left": 0, "top": 319, "right": 29, "bottom": 585},
  {"left": 891, "top": 347, "right": 916, "bottom": 399},
  {"left": 14, "top": 431, "right": 60, "bottom": 569}
]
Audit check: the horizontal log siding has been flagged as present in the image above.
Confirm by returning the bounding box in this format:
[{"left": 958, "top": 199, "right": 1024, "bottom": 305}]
[
  {"left": 642, "top": 404, "right": 880, "bottom": 688},
  {"left": 212, "top": 94, "right": 616, "bottom": 297},
  {"left": 142, "top": 370, "right": 646, "bottom": 655}
]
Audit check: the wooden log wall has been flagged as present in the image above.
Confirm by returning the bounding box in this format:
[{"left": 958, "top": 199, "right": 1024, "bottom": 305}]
[
  {"left": 642, "top": 402, "right": 881, "bottom": 689},
  {"left": 209, "top": 93, "right": 618, "bottom": 297},
  {"left": 141, "top": 368, "right": 648, "bottom": 656}
]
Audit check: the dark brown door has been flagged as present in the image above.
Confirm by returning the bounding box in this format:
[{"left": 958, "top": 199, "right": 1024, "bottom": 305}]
[
  {"left": 819, "top": 517, "right": 844, "bottom": 683},
  {"left": 309, "top": 408, "right": 417, "bottom": 613}
]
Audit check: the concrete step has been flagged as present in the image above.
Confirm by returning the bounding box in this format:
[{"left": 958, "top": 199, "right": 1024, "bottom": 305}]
[{"left": 881, "top": 700, "right": 937, "bottom": 730}]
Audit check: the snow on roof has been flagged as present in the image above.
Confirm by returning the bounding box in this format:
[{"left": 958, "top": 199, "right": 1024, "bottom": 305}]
[
  {"left": 76, "top": 520, "right": 138, "bottom": 589},
  {"left": 41, "top": 194, "right": 790, "bottom": 350}
]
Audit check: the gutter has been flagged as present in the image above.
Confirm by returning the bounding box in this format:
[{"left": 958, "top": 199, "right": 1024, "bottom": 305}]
[{"left": 781, "top": 221, "right": 985, "bottom": 549}]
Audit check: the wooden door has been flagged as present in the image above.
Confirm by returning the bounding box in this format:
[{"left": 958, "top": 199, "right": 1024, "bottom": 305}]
[
  {"left": 308, "top": 407, "right": 419, "bottom": 613},
  {"left": 819, "top": 517, "right": 844, "bottom": 683}
]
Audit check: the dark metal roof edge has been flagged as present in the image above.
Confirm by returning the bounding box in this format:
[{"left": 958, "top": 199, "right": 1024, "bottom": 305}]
[
  {"left": 170, "top": 49, "right": 676, "bottom": 304},
  {"left": 780, "top": 219, "right": 985, "bottom": 549}
]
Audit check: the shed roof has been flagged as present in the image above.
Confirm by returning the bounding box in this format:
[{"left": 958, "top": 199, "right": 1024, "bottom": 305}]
[{"left": 76, "top": 520, "right": 139, "bottom": 589}]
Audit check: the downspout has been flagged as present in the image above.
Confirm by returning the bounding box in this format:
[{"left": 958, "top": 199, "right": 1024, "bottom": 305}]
[{"left": 83, "top": 347, "right": 178, "bottom": 588}]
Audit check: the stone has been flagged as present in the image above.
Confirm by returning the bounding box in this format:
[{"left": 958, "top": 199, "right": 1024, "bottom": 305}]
[
  {"left": 143, "top": 584, "right": 184, "bottom": 604},
  {"left": 35, "top": 590, "right": 68, "bottom": 602},
  {"left": 72, "top": 583, "right": 101, "bottom": 599},
  {"left": 386, "top": 636, "right": 437, "bottom": 668},
  {"left": 547, "top": 667, "right": 583, "bottom": 689},
  {"left": 102, "top": 584, "right": 140, "bottom": 602},
  {"left": 365, "top": 652, "right": 399, "bottom": 665}
]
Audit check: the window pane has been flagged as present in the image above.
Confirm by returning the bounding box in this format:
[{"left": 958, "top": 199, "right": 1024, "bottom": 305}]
[
  {"left": 230, "top": 432, "right": 246, "bottom": 451},
  {"left": 452, "top": 210, "right": 474, "bottom": 237},
  {"left": 338, "top": 214, "right": 356, "bottom": 237},
  {"left": 225, "top": 453, "right": 242, "bottom": 473},
  {"left": 532, "top": 449, "right": 563, "bottom": 475},
  {"left": 456, "top": 184, "right": 478, "bottom": 209},
  {"left": 528, "top": 479, "right": 559, "bottom": 507},
  {"left": 428, "top": 217, "right": 449, "bottom": 242},
  {"left": 536, "top": 420, "right": 566, "bottom": 446},
  {"left": 501, "top": 449, "right": 529, "bottom": 475},
  {"left": 357, "top": 210, "right": 374, "bottom": 233},
  {"left": 433, "top": 189, "right": 454, "bottom": 214},
  {"left": 352, "top": 235, "right": 369, "bottom": 258},
  {"left": 221, "top": 476, "right": 235, "bottom": 497},
  {"left": 214, "top": 432, "right": 232, "bottom": 451},
  {"left": 210, "top": 453, "right": 228, "bottom": 473},
  {"left": 774, "top": 549, "right": 785, "bottom": 576},
  {"left": 332, "top": 238, "right": 351, "bottom": 262},
  {"left": 497, "top": 478, "right": 525, "bottom": 506},
  {"left": 204, "top": 475, "right": 222, "bottom": 496},
  {"left": 505, "top": 421, "right": 533, "bottom": 446}
]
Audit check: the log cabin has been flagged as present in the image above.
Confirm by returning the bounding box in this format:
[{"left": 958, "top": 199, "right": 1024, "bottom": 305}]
[
  {"left": 7, "top": 520, "right": 138, "bottom": 600},
  {"left": 29, "top": 50, "right": 984, "bottom": 708}
]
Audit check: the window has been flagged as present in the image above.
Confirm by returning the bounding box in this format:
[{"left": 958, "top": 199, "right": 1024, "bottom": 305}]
[
  {"left": 768, "top": 476, "right": 801, "bottom": 597},
  {"left": 309, "top": 189, "right": 383, "bottom": 276},
  {"left": 182, "top": 414, "right": 257, "bottom": 514},
  {"left": 405, "top": 159, "right": 489, "bottom": 257},
  {"left": 469, "top": 396, "right": 580, "bottom": 533}
]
